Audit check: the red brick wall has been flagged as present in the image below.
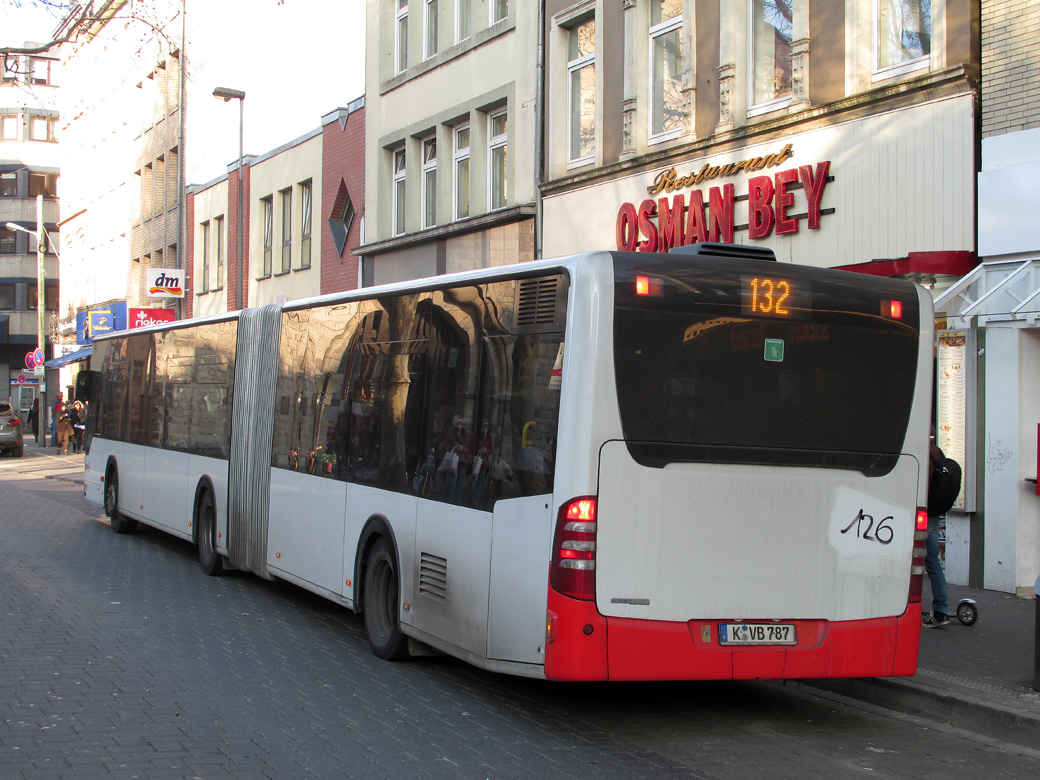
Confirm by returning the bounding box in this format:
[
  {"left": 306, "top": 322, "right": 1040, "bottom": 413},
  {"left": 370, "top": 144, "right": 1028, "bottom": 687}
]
[
  {"left": 226, "top": 162, "right": 252, "bottom": 310},
  {"left": 321, "top": 104, "right": 365, "bottom": 295}
]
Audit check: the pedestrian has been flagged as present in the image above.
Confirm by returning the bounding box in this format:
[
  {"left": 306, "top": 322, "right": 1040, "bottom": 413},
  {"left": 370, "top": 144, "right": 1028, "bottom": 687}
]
[
  {"left": 52, "top": 392, "right": 65, "bottom": 447},
  {"left": 27, "top": 398, "right": 40, "bottom": 444},
  {"left": 923, "top": 442, "right": 955, "bottom": 628},
  {"left": 69, "top": 400, "right": 86, "bottom": 453}
]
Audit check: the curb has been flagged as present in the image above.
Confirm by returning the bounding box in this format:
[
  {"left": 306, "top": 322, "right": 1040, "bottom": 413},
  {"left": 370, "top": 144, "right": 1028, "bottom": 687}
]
[{"left": 796, "top": 672, "right": 1040, "bottom": 752}]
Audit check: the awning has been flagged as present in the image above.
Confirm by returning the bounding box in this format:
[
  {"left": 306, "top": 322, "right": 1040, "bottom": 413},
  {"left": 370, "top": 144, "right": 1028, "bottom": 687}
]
[
  {"left": 44, "top": 346, "right": 92, "bottom": 369},
  {"left": 935, "top": 258, "right": 1040, "bottom": 326}
]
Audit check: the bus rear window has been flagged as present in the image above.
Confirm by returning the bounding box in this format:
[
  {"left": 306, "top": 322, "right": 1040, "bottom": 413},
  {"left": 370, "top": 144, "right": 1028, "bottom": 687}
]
[{"left": 613, "top": 255, "right": 921, "bottom": 475}]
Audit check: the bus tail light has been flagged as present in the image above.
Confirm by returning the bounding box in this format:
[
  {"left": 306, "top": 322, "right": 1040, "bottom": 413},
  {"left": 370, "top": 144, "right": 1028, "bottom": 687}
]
[
  {"left": 551, "top": 497, "right": 597, "bottom": 601},
  {"left": 909, "top": 508, "right": 928, "bottom": 604}
]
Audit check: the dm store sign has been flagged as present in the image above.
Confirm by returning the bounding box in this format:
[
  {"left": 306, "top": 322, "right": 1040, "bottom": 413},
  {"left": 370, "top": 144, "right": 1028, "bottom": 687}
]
[{"left": 146, "top": 268, "right": 185, "bottom": 298}]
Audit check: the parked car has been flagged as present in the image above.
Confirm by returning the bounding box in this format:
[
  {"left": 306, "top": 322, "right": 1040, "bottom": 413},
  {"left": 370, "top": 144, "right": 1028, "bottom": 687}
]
[{"left": 0, "top": 402, "right": 24, "bottom": 457}]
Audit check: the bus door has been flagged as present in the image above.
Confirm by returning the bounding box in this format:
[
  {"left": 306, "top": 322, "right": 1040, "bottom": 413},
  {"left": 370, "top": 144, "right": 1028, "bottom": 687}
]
[{"left": 408, "top": 288, "right": 494, "bottom": 659}]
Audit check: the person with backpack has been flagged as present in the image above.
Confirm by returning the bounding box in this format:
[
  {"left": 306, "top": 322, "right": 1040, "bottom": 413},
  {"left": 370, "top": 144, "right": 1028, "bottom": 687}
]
[{"left": 924, "top": 442, "right": 963, "bottom": 628}]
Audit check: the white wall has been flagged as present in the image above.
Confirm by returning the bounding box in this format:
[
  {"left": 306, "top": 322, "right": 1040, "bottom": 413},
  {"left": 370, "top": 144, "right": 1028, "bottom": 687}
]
[
  {"left": 983, "top": 326, "right": 1022, "bottom": 593},
  {"left": 979, "top": 127, "right": 1040, "bottom": 258},
  {"left": 542, "top": 93, "right": 976, "bottom": 266},
  {"left": 1018, "top": 329, "right": 1040, "bottom": 592}
]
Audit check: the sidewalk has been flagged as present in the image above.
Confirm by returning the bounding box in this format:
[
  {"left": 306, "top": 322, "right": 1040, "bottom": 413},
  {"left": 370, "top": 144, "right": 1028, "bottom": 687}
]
[{"left": 797, "top": 583, "right": 1040, "bottom": 751}]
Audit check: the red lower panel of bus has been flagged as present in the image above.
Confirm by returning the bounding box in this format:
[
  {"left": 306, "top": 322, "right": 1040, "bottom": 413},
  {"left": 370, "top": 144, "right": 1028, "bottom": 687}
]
[{"left": 544, "top": 590, "right": 921, "bottom": 682}]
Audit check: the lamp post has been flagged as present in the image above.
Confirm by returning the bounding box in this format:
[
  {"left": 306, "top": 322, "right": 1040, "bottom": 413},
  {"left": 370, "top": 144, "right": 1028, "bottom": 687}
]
[
  {"left": 213, "top": 87, "right": 246, "bottom": 311},
  {"left": 5, "top": 194, "right": 47, "bottom": 431}
]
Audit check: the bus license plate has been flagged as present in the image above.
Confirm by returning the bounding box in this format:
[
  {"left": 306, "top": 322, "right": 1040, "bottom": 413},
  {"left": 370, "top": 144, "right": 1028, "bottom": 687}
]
[{"left": 719, "top": 623, "right": 796, "bottom": 646}]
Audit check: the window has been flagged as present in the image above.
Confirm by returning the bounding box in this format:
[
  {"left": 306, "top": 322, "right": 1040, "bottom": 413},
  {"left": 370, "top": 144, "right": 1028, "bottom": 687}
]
[
  {"left": 875, "top": 0, "right": 930, "bottom": 74},
  {"left": 749, "top": 0, "right": 793, "bottom": 110},
  {"left": 650, "top": 1, "right": 683, "bottom": 140},
  {"left": 456, "top": 0, "right": 470, "bottom": 42},
  {"left": 393, "top": 148, "right": 407, "bottom": 236},
  {"left": 299, "top": 180, "right": 312, "bottom": 269},
  {"left": 27, "top": 285, "right": 58, "bottom": 311},
  {"left": 453, "top": 124, "right": 470, "bottom": 220},
  {"left": 0, "top": 114, "right": 17, "bottom": 140},
  {"left": 422, "top": 136, "right": 437, "bottom": 228},
  {"left": 425, "top": 0, "right": 439, "bottom": 60},
  {"left": 329, "top": 186, "right": 356, "bottom": 257},
  {"left": 1, "top": 173, "right": 15, "bottom": 197},
  {"left": 262, "top": 196, "right": 273, "bottom": 277},
  {"left": 30, "top": 58, "right": 51, "bottom": 86},
  {"left": 28, "top": 173, "right": 57, "bottom": 199},
  {"left": 567, "top": 16, "right": 596, "bottom": 166},
  {"left": 491, "top": 0, "right": 507, "bottom": 25},
  {"left": 488, "top": 109, "right": 507, "bottom": 210},
  {"left": 2, "top": 56, "right": 18, "bottom": 83},
  {"left": 280, "top": 188, "right": 292, "bottom": 273},
  {"left": 215, "top": 216, "right": 225, "bottom": 289},
  {"left": 30, "top": 116, "right": 55, "bottom": 142},
  {"left": 396, "top": 0, "right": 409, "bottom": 74},
  {"left": 0, "top": 227, "right": 14, "bottom": 254},
  {"left": 0, "top": 284, "right": 13, "bottom": 309},
  {"left": 199, "top": 221, "right": 211, "bottom": 294}
]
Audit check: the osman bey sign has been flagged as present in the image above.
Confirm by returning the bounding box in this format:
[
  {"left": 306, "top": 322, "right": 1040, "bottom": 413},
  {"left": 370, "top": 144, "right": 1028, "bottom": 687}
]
[{"left": 615, "top": 144, "right": 832, "bottom": 252}]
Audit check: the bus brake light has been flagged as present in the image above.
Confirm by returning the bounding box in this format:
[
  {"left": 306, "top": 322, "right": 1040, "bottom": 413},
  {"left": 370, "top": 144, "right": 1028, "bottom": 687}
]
[
  {"left": 916, "top": 509, "right": 928, "bottom": 532},
  {"left": 551, "top": 497, "right": 598, "bottom": 601},
  {"left": 883, "top": 300, "right": 903, "bottom": 319},
  {"left": 909, "top": 508, "right": 928, "bottom": 605}
]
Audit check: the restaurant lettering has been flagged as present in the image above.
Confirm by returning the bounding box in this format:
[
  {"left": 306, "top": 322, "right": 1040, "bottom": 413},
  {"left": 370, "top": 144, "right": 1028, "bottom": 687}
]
[
  {"left": 646, "top": 143, "right": 795, "bottom": 197},
  {"left": 616, "top": 160, "right": 831, "bottom": 252}
]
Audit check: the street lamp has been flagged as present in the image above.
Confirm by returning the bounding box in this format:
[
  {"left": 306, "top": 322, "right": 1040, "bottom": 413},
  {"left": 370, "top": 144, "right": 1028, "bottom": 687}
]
[
  {"left": 6, "top": 194, "right": 48, "bottom": 432},
  {"left": 213, "top": 86, "right": 245, "bottom": 311}
]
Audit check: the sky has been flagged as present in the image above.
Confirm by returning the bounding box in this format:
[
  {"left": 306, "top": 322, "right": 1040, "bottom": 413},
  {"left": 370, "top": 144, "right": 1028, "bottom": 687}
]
[{"left": 0, "top": 0, "right": 367, "bottom": 184}]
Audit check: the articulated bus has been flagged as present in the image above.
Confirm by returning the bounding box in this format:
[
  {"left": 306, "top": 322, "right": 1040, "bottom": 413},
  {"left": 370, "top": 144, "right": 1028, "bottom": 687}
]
[{"left": 81, "top": 244, "right": 933, "bottom": 681}]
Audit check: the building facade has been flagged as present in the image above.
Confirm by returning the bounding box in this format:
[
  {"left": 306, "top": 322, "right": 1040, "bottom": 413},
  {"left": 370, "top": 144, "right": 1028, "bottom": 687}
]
[
  {"left": 934, "top": 0, "right": 1040, "bottom": 596},
  {"left": 187, "top": 98, "right": 366, "bottom": 317},
  {"left": 0, "top": 45, "right": 60, "bottom": 414},
  {"left": 540, "top": 0, "right": 978, "bottom": 276},
  {"left": 359, "top": 0, "right": 540, "bottom": 283}
]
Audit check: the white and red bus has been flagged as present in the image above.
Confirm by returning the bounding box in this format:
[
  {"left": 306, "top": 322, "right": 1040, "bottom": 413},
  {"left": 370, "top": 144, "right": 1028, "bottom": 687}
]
[{"left": 81, "top": 244, "right": 932, "bottom": 680}]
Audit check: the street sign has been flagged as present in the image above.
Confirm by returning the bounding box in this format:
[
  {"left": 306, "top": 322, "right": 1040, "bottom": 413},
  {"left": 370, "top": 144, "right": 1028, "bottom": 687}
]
[{"left": 17, "top": 374, "right": 25, "bottom": 384}]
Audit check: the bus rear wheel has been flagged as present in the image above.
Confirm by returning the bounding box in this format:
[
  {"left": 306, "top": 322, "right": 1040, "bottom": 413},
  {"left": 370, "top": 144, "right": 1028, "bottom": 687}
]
[
  {"left": 197, "top": 490, "right": 223, "bottom": 576},
  {"left": 363, "top": 537, "right": 409, "bottom": 661},
  {"left": 105, "top": 466, "right": 137, "bottom": 535}
]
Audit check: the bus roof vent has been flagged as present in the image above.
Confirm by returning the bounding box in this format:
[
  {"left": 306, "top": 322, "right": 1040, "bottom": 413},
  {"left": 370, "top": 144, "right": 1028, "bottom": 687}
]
[
  {"left": 514, "top": 274, "right": 567, "bottom": 334},
  {"left": 669, "top": 242, "right": 776, "bottom": 262}
]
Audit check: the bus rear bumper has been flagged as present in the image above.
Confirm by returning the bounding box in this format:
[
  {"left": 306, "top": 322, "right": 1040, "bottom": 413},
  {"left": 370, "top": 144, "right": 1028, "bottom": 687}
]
[{"left": 544, "top": 591, "right": 921, "bottom": 681}]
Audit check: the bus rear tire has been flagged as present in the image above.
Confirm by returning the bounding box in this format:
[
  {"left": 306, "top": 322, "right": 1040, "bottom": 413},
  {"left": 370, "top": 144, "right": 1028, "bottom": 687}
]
[
  {"left": 363, "top": 537, "right": 409, "bottom": 661},
  {"left": 197, "top": 490, "right": 223, "bottom": 576},
  {"left": 105, "top": 466, "right": 137, "bottom": 535}
]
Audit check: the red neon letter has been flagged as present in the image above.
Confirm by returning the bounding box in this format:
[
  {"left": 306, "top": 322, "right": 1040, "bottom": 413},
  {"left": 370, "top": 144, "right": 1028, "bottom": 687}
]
[
  {"left": 747, "top": 176, "right": 775, "bottom": 240},
  {"left": 657, "top": 194, "right": 686, "bottom": 251},
  {"left": 799, "top": 161, "right": 830, "bottom": 230},
  {"left": 708, "top": 184, "right": 735, "bottom": 244},
  {"left": 616, "top": 202, "right": 638, "bottom": 251},
  {"left": 774, "top": 168, "right": 799, "bottom": 235},
  {"left": 637, "top": 199, "right": 659, "bottom": 253},
  {"left": 685, "top": 189, "right": 707, "bottom": 244}
]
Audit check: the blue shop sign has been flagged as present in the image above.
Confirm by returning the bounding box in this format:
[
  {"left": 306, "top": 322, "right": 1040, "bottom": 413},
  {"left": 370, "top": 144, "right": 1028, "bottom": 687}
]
[{"left": 77, "top": 302, "right": 128, "bottom": 345}]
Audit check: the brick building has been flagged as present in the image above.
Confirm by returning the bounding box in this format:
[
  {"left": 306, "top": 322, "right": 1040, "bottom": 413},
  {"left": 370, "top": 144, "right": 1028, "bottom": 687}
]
[{"left": 187, "top": 98, "right": 365, "bottom": 316}]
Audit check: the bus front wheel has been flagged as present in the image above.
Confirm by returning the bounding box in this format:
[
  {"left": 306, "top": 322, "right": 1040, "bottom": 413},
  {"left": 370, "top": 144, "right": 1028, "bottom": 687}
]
[
  {"left": 105, "top": 466, "right": 137, "bottom": 535},
  {"left": 363, "top": 537, "right": 409, "bottom": 661},
  {"left": 196, "top": 490, "right": 223, "bottom": 576}
]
